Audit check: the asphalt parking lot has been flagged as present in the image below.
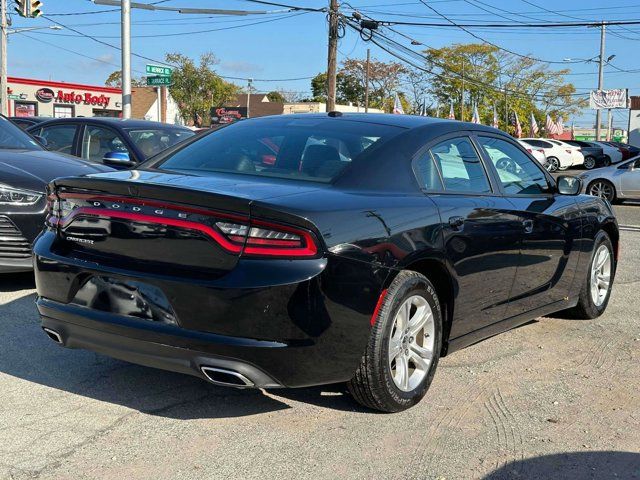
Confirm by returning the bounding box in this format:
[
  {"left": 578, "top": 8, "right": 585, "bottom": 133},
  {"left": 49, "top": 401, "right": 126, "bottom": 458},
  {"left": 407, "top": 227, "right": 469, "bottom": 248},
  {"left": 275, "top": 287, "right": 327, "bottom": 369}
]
[{"left": 1, "top": 196, "right": 639, "bottom": 480}]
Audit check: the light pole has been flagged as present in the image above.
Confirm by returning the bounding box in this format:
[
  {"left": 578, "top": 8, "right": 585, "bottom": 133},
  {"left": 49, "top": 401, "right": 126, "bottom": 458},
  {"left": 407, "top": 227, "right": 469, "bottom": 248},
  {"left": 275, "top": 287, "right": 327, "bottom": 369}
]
[{"left": 121, "top": 0, "right": 131, "bottom": 119}]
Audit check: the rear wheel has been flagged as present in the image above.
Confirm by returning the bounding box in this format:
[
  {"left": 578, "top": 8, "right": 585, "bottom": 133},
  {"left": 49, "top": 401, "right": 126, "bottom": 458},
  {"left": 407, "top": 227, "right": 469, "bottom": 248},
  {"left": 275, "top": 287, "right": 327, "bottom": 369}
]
[
  {"left": 347, "top": 271, "right": 442, "bottom": 413},
  {"left": 545, "top": 157, "right": 560, "bottom": 172},
  {"left": 563, "top": 231, "right": 614, "bottom": 319},
  {"left": 602, "top": 155, "right": 612, "bottom": 167},
  {"left": 583, "top": 156, "right": 596, "bottom": 170},
  {"left": 588, "top": 179, "right": 616, "bottom": 202}
]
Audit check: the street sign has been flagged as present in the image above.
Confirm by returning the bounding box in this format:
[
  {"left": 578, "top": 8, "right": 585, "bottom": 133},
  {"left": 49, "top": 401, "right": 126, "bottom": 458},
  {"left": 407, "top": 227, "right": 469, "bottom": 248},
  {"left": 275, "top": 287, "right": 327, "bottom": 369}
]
[
  {"left": 146, "top": 64, "right": 172, "bottom": 77},
  {"left": 147, "top": 76, "right": 173, "bottom": 86},
  {"left": 7, "top": 94, "right": 21, "bottom": 100}
]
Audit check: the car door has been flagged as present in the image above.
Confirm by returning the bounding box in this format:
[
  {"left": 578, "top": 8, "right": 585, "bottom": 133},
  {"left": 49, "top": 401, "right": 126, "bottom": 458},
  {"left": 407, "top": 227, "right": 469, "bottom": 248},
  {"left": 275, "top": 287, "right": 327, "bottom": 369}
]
[
  {"left": 417, "top": 133, "right": 523, "bottom": 338},
  {"left": 475, "top": 134, "right": 582, "bottom": 316},
  {"left": 36, "top": 123, "right": 79, "bottom": 155},
  {"left": 619, "top": 157, "right": 640, "bottom": 197},
  {"left": 80, "top": 124, "right": 137, "bottom": 166}
]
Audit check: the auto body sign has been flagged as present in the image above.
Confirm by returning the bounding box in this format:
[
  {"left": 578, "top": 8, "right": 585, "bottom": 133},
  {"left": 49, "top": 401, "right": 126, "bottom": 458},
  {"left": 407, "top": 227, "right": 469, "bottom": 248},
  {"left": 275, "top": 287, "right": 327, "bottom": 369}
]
[{"left": 590, "top": 89, "right": 628, "bottom": 109}]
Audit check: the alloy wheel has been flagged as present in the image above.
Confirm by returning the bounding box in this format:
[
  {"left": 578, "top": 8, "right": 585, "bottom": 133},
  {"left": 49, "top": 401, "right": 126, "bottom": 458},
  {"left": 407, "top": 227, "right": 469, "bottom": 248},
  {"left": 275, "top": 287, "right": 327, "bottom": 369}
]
[
  {"left": 388, "top": 295, "right": 435, "bottom": 392},
  {"left": 589, "top": 181, "right": 615, "bottom": 202},
  {"left": 584, "top": 157, "right": 596, "bottom": 170},
  {"left": 590, "top": 245, "right": 612, "bottom": 306},
  {"left": 545, "top": 157, "right": 560, "bottom": 172}
]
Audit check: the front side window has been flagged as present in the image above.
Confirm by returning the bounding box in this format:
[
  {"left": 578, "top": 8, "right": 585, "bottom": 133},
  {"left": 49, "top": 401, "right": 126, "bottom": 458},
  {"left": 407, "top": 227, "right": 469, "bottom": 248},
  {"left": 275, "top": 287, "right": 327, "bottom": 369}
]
[
  {"left": 428, "top": 137, "right": 491, "bottom": 193},
  {"left": 126, "top": 128, "right": 195, "bottom": 159},
  {"left": 0, "top": 116, "right": 41, "bottom": 150},
  {"left": 81, "top": 126, "right": 131, "bottom": 163},
  {"left": 478, "top": 136, "right": 550, "bottom": 195},
  {"left": 39, "top": 125, "right": 77, "bottom": 154},
  {"left": 157, "top": 118, "right": 404, "bottom": 183}
]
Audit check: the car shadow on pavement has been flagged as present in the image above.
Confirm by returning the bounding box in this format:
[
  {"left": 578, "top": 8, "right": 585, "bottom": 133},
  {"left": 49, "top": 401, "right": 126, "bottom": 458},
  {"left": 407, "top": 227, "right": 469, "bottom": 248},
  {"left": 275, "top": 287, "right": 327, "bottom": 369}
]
[
  {"left": 482, "top": 451, "right": 640, "bottom": 480},
  {"left": 0, "top": 287, "right": 365, "bottom": 418}
]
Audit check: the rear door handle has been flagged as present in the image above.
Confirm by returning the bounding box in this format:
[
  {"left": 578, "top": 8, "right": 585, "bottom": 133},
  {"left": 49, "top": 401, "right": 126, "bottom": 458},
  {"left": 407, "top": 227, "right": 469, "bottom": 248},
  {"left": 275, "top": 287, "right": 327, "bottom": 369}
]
[
  {"left": 449, "top": 216, "right": 464, "bottom": 231},
  {"left": 522, "top": 219, "right": 534, "bottom": 234}
]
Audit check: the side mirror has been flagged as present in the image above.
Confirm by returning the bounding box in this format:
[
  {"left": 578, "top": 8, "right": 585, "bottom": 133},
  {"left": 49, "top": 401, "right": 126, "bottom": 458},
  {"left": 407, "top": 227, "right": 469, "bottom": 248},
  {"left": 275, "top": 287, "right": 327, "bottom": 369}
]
[
  {"left": 33, "top": 135, "right": 48, "bottom": 147},
  {"left": 556, "top": 175, "right": 582, "bottom": 196},
  {"left": 102, "top": 151, "right": 135, "bottom": 168}
]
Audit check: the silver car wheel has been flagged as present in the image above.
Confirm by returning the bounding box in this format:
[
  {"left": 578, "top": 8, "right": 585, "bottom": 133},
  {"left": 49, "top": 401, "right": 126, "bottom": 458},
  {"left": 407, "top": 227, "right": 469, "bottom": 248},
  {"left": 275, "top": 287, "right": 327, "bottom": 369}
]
[
  {"left": 584, "top": 157, "right": 596, "bottom": 169},
  {"left": 590, "top": 245, "right": 612, "bottom": 307},
  {"left": 388, "top": 295, "right": 435, "bottom": 392},
  {"left": 589, "top": 181, "right": 614, "bottom": 201},
  {"left": 545, "top": 157, "right": 560, "bottom": 172}
]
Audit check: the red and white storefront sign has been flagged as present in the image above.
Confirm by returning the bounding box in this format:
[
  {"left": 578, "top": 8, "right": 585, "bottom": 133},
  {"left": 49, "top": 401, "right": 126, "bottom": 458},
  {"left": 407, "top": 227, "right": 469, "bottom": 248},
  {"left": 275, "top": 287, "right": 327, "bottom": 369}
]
[{"left": 7, "top": 77, "right": 122, "bottom": 118}]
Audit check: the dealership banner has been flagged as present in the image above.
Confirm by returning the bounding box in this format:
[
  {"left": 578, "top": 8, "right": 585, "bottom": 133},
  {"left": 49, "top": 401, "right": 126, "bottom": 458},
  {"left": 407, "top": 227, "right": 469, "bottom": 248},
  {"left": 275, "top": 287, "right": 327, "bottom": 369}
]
[{"left": 589, "top": 89, "right": 628, "bottom": 109}]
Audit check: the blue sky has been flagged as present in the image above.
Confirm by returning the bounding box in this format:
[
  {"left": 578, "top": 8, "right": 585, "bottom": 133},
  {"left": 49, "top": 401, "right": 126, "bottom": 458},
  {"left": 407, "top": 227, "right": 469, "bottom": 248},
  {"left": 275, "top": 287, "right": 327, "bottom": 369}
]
[{"left": 10, "top": 0, "right": 640, "bottom": 128}]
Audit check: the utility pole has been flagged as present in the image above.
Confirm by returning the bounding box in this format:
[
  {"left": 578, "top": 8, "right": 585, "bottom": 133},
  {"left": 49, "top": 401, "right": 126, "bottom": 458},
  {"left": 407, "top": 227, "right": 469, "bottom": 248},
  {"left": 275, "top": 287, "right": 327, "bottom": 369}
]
[
  {"left": 246, "top": 78, "right": 252, "bottom": 118},
  {"left": 606, "top": 108, "right": 613, "bottom": 141},
  {"left": 460, "top": 61, "right": 465, "bottom": 121},
  {"left": 596, "top": 22, "right": 606, "bottom": 141},
  {"left": 121, "top": 0, "right": 132, "bottom": 119},
  {"left": 0, "top": 0, "right": 7, "bottom": 116},
  {"left": 326, "top": 0, "right": 339, "bottom": 112},
  {"left": 364, "top": 48, "right": 370, "bottom": 113},
  {"left": 504, "top": 87, "right": 508, "bottom": 129}
]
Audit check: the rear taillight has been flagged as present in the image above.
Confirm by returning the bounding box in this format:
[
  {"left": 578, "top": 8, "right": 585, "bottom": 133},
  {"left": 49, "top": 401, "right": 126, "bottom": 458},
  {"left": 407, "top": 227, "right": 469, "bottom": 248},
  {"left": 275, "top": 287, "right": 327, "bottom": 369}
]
[
  {"left": 54, "top": 193, "right": 319, "bottom": 259},
  {"left": 215, "top": 220, "right": 318, "bottom": 257},
  {"left": 536, "top": 149, "right": 545, "bottom": 154},
  {"left": 565, "top": 149, "right": 572, "bottom": 154},
  {"left": 45, "top": 192, "right": 60, "bottom": 227},
  {"left": 526, "top": 148, "right": 533, "bottom": 153}
]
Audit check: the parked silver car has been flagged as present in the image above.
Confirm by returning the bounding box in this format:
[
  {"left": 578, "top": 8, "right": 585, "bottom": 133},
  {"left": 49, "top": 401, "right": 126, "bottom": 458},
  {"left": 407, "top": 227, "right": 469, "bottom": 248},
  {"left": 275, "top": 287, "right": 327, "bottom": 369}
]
[{"left": 578, "top": 155, "right": 640, "bottom": 202}]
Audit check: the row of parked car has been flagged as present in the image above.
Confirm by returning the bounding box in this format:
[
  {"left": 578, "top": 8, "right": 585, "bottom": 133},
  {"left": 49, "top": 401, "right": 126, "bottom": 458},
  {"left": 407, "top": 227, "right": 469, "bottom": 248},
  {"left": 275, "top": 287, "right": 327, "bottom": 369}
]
[{"left": 517, "top": 137, "right": 639, "bottom": 172}]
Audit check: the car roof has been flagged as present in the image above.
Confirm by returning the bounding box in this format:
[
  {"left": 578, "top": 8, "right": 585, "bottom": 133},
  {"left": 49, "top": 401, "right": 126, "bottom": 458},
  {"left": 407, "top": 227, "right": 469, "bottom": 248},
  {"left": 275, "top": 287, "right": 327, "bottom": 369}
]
[
  {"left": 29, "top": 117, "right": 191, "bottom": 130},
  {"left": 244, "top": 112, "right": 508, "bottom": 135}
]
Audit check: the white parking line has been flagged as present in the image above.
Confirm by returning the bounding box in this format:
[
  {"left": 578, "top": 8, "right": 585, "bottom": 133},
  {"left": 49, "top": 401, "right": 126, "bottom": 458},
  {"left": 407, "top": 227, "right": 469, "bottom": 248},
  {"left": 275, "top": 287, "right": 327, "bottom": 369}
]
[{"left": 619, "top": 225, "right": 640, "bottom": 232}]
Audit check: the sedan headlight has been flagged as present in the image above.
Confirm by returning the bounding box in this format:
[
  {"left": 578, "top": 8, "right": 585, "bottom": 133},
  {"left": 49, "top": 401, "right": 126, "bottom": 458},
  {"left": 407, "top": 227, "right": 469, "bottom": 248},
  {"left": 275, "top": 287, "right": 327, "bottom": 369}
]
[{"left": 0, "top": 185, "right": 42, "bottom": 206}]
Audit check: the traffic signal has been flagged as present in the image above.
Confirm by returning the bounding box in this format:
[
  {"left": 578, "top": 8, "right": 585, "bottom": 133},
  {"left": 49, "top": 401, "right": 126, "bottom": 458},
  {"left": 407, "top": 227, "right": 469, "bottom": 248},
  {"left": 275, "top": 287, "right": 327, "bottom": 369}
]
[
  {"left": 14, "top": 0, "right": 42, "bottom": 18},
  {"left": 14, "top": 0, "right": 29, "bottom": 17}
]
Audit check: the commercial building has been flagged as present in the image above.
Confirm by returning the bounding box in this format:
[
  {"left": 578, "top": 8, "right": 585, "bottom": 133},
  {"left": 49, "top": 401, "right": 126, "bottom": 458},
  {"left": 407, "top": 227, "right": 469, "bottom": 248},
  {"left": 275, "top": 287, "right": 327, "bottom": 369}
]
[{"left": 7, "top": 77, "right": 122, "bottom": 118}]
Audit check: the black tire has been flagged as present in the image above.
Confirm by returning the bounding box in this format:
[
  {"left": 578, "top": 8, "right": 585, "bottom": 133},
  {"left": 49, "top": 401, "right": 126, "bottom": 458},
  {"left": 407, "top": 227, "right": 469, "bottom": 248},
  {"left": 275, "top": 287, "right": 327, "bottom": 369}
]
[
  {"left": 602, "top": 155, "right": 612, "bottom": 167},
  {"left": 583, "top": 156, "right": 596, "bottom": 170},
  {"left": 347, "top": 270, "right": 443, "bottom": 413},
  {"left": 587, "top": 179, "right": 616, "bottom": 203},
  {"left": 563, "top": 231, "right": 615, "bottom": 319}
]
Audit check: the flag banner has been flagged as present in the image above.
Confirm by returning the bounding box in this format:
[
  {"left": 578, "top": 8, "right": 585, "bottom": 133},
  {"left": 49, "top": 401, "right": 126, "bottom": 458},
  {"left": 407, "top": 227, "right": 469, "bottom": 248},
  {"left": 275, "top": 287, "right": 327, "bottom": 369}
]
[
  {"left": 471, "top": 103, "right": 480, "bottom": 124},
  {"left": 589, "top": 89, "right": 627, "bottom": 110},
  {"left": 492, "top": 105, "right": 499, "bottom": 129},
  {"left": 530, "top": 112, "right": 539, "bottom": 137},
  {"left": 513, "top": 111, "right": 522, "bottom": 138},
  {"left": 555, "top": 116, "right": 564, "bottom": 135},
  {"left": 545, "top": 114, "right": 557, "bottom": 135},
  {"left": 393, "top": 92, "right": 404, "bottom": 115},
  {"left": 448, "top": 101, "right": 455, "bottom": 120}
]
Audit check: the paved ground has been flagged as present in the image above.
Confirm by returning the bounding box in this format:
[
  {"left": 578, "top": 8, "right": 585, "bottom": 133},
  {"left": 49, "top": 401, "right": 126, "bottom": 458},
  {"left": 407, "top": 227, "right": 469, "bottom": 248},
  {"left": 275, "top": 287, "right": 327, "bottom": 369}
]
[{"left": 1, "top": 203, "right": 639, "bottom": 480}]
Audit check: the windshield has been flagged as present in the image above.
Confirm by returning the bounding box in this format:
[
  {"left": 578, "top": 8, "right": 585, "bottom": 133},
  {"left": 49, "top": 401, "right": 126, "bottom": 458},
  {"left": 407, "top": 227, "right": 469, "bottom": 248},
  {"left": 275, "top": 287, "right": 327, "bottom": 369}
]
[
  {"left": 0, "top": 116, "right": 42, "bottom": 150},
  {"left": 156, "top": 118, "right": 404, "bottom": 182},
  {"left": 126, "top": 127, "right": 195, "bottom": 159}
]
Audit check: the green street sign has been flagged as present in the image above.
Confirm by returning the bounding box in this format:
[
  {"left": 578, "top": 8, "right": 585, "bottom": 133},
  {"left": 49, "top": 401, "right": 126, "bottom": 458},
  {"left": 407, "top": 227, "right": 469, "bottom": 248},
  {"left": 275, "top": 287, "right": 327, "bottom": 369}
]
[
  {"left": 7, "top": 94, "right": 21, "bottom": 100},
  {"left": 147, "top": 76, "right": 173, "bottom": 86},
  {"left": 146, "top": 64, "right": 172, "bottom": 76}
]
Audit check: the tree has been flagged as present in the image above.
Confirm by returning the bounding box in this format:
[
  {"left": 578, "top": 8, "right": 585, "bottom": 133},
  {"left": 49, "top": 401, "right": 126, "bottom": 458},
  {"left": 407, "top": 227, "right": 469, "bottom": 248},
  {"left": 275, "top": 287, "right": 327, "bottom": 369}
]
[
  {"left": 105, "top": 71, "right": 146, "bottom": 87},
  {"left": 266, "top": 91, "right": 286, "bottom": 103},
  {"left": 165, "top": 52, "right": 240, "bottom": 125},
  {"left": 422, "top": 43, "right": 586, "bottom": 131}
]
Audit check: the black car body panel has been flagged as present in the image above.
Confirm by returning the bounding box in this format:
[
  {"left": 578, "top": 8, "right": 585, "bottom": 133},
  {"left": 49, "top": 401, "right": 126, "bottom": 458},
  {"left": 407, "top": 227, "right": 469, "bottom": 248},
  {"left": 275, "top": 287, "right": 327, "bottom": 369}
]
[
  {"left": 33, "top": 114, "right": 619, "bottom": 388},
  {"left": 565, "top": 140, "right": 607, "bottom": 167}
]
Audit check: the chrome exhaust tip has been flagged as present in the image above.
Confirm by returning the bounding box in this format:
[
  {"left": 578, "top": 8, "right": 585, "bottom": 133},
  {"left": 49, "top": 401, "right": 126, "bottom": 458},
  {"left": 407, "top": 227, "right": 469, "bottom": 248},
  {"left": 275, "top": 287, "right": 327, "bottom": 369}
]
[
  {"left": 200, "top": 366, "right": 255, "bottom": 388},
  {"left": 42, "top": 327, "right": 63, "bottom": 345}
]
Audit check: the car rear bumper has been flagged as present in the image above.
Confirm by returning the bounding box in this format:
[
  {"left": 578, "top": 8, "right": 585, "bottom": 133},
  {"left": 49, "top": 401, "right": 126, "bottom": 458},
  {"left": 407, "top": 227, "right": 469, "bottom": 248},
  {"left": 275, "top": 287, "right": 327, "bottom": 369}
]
[{"left": 34, "top": 231, "right": 389, "bottom": 388}]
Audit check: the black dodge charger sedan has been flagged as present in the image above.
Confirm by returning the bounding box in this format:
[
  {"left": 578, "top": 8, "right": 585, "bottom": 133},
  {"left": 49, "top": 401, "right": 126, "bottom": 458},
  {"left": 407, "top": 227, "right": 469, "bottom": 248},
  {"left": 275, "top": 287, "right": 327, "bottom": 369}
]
[
  {"left": 34, "top": 114, "right": 618, "bottom": 412},
  {"left": 0, "top": 116, "right": 111, "bottom": 272}
]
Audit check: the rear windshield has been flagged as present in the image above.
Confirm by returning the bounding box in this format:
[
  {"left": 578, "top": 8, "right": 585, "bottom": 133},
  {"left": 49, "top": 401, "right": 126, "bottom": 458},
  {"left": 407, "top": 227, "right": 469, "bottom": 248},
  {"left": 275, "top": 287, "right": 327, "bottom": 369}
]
[{"left": 156, "top": 118, "right": 404, "bottom": 182}]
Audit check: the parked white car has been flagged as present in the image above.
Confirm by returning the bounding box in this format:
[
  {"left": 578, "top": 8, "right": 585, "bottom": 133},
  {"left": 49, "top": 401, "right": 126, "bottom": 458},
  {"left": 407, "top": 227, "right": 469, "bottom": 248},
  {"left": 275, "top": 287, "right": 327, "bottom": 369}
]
[
  {"left": 520, "top": 138, "right": 582, "bottom": 172},
  {"left": 578, "top": 155, "right": 640, "bottom": 202},
  {"left": 588, "top": 142, "right": 623, "bottom": 165},
  {"left": 517, "top": 140, "right": 546, "bottom": 165}
]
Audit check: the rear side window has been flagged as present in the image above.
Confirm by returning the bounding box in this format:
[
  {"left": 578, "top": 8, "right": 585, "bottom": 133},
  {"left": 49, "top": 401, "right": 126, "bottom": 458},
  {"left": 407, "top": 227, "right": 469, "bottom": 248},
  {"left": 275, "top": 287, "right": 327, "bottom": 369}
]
[
  {"left": 414, "top": 150, "right": 444, "bottom": 191},
  {"left": 39, "top": 125, "right": 77, "bottom": 154},
  {"left": 428, "top": 137, "right": 491, "bottom": 193},
  {"left": 524, "top": 139, "right": 551, "bottom": 149},
  {"left": 477, "top": 136, "right": 549, "bottom": 195},
  {"left": 157, "top": 118, "right": 404, "bottom": 183}
]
